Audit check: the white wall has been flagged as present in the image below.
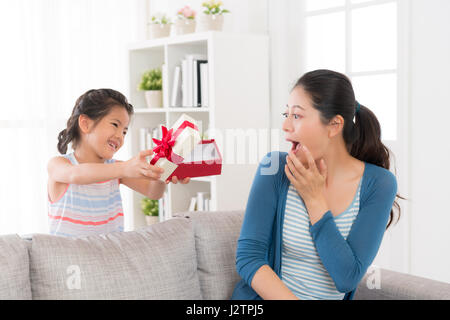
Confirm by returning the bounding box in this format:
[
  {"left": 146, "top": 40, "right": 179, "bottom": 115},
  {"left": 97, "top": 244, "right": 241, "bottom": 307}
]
[{"left": 409, "top": 0, "right": 450, "bottom": 283}]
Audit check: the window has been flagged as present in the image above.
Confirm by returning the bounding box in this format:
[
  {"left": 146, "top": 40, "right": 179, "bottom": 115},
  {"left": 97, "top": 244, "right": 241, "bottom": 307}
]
[
  {"left": 304, "top": 0, "right": 398, "bottom": 140},
  {"left": 0, "top": 0, "right": 145, "bottom": 235}
]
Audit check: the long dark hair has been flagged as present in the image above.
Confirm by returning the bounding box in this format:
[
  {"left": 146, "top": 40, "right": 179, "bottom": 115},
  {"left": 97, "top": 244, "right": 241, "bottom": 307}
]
[
  {"left": 57, "top": 88, "right": 134, "bottom": 154},
  {"left": 293, "top": 69, "right": 405, "bottom": 229}
]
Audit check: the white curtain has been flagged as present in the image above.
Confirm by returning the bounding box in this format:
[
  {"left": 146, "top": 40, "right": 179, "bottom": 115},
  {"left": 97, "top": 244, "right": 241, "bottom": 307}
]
[{"left": 0, "top": 0, "right": 147, "bottom": 235}]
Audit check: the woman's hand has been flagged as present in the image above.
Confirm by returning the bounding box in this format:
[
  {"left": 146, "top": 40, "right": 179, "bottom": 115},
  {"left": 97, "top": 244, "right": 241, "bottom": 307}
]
[
  {"left": 123, "top": 150, "right": 164, "bottom": 180},
  {"left": 165, "top": 176, "right": 191, "bottom": 185},
  {"left": 284, "top": 145, "right": 328, "bottom": 203},
  {"left": 285, "top": 145, "right": 331, "bottom": 225}
]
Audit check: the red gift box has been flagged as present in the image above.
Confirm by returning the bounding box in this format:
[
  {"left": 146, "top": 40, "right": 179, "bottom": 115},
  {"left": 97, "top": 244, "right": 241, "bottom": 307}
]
[
  {"left": 166, "top": 139, "right": 222, "bottom": 181},
  {"left": 149, "top": 114, "right": 222, "bottom": 181}
]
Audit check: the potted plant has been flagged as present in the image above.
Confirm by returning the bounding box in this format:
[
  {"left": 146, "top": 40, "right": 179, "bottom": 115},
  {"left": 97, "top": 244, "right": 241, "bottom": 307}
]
[
  {"left": 141, "top": 197, "right": 159, "bottom": 226},
  {"left": 138, "top": 68, "right": 163, "bottom": 108},
  {"left": 174, "top": 5, "right": 197, "bottom": 35},
  {"left": 197, "top": 1, "right": 230, "bottom": 32},
  {"left": 148, "top": 12, "right": 171, "bottom": 39}
]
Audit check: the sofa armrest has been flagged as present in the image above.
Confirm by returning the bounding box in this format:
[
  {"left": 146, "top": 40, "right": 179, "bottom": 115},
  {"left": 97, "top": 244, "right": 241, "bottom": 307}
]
[{"left": 355, "top": 267, "right": 450, "bottom": 300}]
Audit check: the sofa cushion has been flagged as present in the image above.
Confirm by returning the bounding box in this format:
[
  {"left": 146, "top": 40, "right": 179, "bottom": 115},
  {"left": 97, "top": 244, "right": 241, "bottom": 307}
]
[
  {"left": 0, "top": 234, "right": 32, "bottom": 299},
  {"left": 29, "top": 218, "right": 202, "bottom": 300},
  {"left": 354, "top": 267, "right": 450, "bottom": 300},
  {"left": 175, "top": 210, "right": 244, "bottom": 300}
]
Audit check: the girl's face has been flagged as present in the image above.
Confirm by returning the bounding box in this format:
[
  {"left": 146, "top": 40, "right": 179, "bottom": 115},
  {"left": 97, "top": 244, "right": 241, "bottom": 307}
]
[
  {"left": 82, "top": 106, "right": 130, "bottom": 160},
  {"left": 282, "top": 86, "right": 330, "bottom": 166}
]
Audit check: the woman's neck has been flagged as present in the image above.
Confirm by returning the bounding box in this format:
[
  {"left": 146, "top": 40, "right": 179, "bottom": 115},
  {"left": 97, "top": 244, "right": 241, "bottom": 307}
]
[{"left": 320, "top": 140, "right": 361, "bottom": 188}]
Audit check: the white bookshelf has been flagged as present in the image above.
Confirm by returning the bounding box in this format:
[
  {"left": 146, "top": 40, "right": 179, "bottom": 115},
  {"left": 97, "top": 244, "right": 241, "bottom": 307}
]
[{"left": 124, "top": 31, "right": 270, "bottom": 230}]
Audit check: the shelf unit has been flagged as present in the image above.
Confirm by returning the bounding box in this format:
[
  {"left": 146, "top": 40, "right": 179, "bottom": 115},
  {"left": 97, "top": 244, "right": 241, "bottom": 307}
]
[{"left": 124, "top": 31, "right": 270, "bottom": 231}]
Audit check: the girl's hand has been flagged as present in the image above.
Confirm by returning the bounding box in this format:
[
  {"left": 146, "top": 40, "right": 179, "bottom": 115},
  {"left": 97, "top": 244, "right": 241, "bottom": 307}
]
[
  {"left": 123, "top": 150, "right": 164, "bottom": 180},
  {"left": 165, "top": 176, "right": 191, "bottom": 185},
  {"left": 284, "top": 145, "right": 328, "bottom": 203}
]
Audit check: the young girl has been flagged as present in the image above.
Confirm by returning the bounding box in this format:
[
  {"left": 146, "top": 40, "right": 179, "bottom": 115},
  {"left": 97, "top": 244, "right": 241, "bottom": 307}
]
[
  {"left": 232, "top": 70, "right": 404, "bottom": 300},
  {"left": 47, "top": 88, "right": 189, "bottom": 237}
]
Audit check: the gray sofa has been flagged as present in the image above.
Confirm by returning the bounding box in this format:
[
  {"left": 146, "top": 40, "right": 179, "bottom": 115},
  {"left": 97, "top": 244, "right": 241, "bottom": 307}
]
[{"left": 1, "top": 210, "right": 449, "bottom": 300}]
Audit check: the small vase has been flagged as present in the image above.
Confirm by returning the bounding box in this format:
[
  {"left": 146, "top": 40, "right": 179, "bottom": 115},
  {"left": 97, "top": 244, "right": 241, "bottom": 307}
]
[
  {"left": 148, "top": 23, "right": 171, "bottom": 39},
  {"left": 145, "top": 216, "right": 159, "bottom": 226},
  {"left": 196, "top": 14, "right": 224, "bottom": 32},
  {"left": 173, "top": 19, "right": 196, "bottom": 35},
  {"left": 144, "top": 90, "right": 162, "bottom": 108}
]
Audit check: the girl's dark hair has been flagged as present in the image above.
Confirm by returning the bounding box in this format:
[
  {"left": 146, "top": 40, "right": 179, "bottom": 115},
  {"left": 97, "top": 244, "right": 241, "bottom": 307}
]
[
  {"left": 57, "top": 88, "right": 134, "bottom": 154},
  {"left": 293, "top": 69, "right": 405, "bottom": 229}
]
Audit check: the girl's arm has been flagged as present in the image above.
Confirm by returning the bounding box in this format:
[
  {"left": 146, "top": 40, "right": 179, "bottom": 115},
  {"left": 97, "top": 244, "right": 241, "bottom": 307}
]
[
  {"left": 120, "top": 174, "right": 191, "bottom": 200},
  {"left": 48, "top": 156, "right": 127, "bottom": 185},
  {"left": 47, "top": 150, "right": 163, "bottom": 185},
  {"left": 120, "top": 176, "right": 166, "bottom": 200}
]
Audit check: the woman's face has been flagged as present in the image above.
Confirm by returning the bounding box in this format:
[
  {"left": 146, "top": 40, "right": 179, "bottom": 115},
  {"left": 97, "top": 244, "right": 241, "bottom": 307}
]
[{"left": 282, "top": 86, "right": 330, "bottom": 166}]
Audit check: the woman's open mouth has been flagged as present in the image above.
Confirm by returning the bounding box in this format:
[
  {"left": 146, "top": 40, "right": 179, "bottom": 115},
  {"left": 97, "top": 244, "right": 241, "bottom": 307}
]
[{"left": 287, "top": 140, "right": 302, "bottom": 153}]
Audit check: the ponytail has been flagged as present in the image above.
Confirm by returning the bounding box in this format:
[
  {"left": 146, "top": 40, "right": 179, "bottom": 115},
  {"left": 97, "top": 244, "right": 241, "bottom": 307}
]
[
  {"left": 349, "top": 103, "right": 405, "bottom": 229},
  {"left": 293, "top": 70, "right": 405, "bottom": 230}
]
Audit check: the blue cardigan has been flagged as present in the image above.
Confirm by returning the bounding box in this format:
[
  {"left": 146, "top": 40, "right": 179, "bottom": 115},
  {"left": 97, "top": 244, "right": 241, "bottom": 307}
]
[{"left": 231, "top": 152, "right": 398, "bottom": 300}]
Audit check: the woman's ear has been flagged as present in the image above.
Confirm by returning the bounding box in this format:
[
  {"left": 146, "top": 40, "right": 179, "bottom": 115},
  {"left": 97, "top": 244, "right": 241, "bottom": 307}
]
[
  {"left": 78, "top": 114, "right": 93, "bottom": 134},
  {"left": 327, "top": 115, "right": 344, "bottom": 138}
]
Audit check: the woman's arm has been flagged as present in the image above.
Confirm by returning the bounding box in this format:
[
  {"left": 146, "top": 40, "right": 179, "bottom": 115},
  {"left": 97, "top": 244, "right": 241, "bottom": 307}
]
[
  {"left": 251, "top": 265, "right": 299, "bottom": 300},
  {"left": 235, "top": 152, "right": 297, "bottom": 299},
  {"left": 309, "top": 170, "right": 398, "bottom": 293}
]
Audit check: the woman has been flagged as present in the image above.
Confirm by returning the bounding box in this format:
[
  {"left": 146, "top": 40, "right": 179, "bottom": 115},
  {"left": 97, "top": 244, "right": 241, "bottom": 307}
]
[{"left": 231, "top": 69, "right": 403, "bottom": 300}]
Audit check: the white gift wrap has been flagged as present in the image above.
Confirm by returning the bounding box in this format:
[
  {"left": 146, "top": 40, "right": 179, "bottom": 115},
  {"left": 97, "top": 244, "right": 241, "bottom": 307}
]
[
  {"left": 154, "top": 157, "right": 179, "bottom": 182},
  {"left": 152, "top": 114, "right": 201, "bottom": 181}
]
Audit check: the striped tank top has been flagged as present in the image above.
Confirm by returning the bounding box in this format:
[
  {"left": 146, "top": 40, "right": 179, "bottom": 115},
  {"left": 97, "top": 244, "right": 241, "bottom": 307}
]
[
  {"left": 47, "top": 152, "right": 124, "bottom": 237},
  {"left": 281, "top": 176, "right": 363, "bottom": 300}
]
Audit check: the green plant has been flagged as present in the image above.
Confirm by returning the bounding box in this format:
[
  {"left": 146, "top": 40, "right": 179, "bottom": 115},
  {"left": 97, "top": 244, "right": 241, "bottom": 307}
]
[
  {"left": 141, "top": 197, "right": 159, "bottom": 216},
  {"left": 150, "top": 12, "right": 171, "bottom": 24},
  {"left": 138, "top": 68, "right": 162, "bottom": 91},
  {"left": 201, "top": 1, "right": 230, "bottom": 15}
]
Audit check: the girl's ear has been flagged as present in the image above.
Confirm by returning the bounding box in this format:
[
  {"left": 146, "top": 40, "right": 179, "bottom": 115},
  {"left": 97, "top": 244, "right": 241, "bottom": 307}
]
[{"left": 78, "top": 114, "right": 93, "bottom": 134}]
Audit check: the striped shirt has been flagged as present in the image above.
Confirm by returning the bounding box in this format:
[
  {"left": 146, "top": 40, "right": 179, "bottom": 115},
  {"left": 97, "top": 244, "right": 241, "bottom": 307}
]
[
  {"left": 281, "top": 177, "right": 362, "bottom": 300},
  {"left": 47, "top": 152, "right": 124, "bottom": 237}
]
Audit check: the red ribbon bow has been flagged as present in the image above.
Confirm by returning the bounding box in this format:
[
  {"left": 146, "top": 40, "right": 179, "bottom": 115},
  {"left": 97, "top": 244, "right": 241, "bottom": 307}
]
[
  {"left": 152, "top": 126, "right": 176, "bottom": 161},
  {"left": 150, "top": 120, "right": 199, "bottom": 166}
]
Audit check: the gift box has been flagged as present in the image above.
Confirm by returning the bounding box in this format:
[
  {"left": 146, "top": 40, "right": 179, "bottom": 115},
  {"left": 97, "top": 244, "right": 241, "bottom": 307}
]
[{"left": 149, "top": 114, "right": 222, "bottom": 182}]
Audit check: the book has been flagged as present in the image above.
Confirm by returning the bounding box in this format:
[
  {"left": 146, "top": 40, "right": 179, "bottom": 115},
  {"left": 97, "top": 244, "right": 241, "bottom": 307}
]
[
  {"left": 146, "top": 130, "right": 153, "bottom": 150},
  {"left": 188, "top": 197, "right": 197, "bottom": 211},
  {"left": 185, "top": 54, "right": 207, "bottom": 107},
  {"left": 195, "top": 60, "right": 207, "bottom": 107},
  {"left": 164, "top": 192, "right": 171, "bottom": 220},
  {"left": 139, "top": 128, "right": 147, "bottom": 151},
  {"left": 200, "top": 63, "right": 209, "bottom": 107},
  {"left": 170, "top": 66, "right": 182, "bottom": 107},
  {"left": 162, "top": 63, "right": 169, "bottom": 108},
  {"left": 196, "top": 192, "right": 205, "bottom": 211},
  {"left": 181, "top": 59, "right": 188, "bottom": 107},
  {"left": 158, "top": 196, "right": 164, "bottom": 223}
]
